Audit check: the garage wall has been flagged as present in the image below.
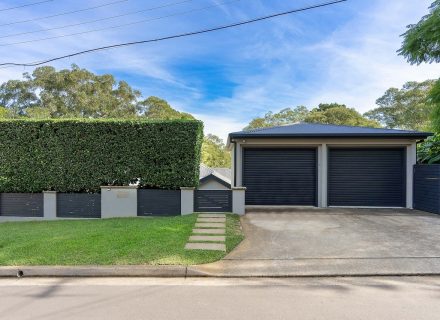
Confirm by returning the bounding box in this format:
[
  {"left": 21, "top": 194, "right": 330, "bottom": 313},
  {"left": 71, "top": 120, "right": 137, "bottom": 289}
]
[{"left": 232, "top": 138, "right": 417, "bottom": 208}]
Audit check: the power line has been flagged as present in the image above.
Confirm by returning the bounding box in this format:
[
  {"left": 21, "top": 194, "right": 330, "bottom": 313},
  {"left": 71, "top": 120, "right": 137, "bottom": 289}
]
[
  {"left": 0, "top": 0, "right": 242, "bottom": 46},
  {"left": 0, "top": 0, "right": 54, "bottom": 12},
  {"left": 0, "top": 0, "right": 128, "bottom": 27},
  {"left": 0, "top": 0, "right": 348, "bottom": 67},
  {"left": 0, "top": 0, "right": 195, "bottom": 39}
]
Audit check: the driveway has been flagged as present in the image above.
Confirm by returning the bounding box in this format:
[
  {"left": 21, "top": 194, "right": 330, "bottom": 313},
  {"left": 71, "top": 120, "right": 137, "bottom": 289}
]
[{"left": 189, "top": 208, "right": 440, "bottom": 276}]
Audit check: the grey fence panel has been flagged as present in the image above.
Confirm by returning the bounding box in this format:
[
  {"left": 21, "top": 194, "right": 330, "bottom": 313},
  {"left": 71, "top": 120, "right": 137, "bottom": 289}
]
[
  {"left": 194, "top": 190, "right": 232, "bottom": 212},
  {"left": 414, "top": 165, "right": 440, "bottom": 214},
  {"left": 137, "top": 189, "right": 181, "bottom": 216},
  {"left": 57, "top": 193, "right": 101, "bottom": 218},
  {"left": 0, "top": 193, "right": 44, "bottom": 217}
]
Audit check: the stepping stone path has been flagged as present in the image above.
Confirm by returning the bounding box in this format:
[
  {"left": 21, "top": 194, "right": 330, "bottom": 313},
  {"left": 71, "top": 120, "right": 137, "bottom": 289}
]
[{"left": 185, "top": 213, "right": 226, "bottom": 251}]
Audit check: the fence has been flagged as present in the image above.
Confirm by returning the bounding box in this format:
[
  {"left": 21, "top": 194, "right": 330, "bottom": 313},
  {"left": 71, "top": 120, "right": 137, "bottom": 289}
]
[
  {"left": 414, "top": 164, "right": 440, "bottom": 214},
  {"left": 0, "top": 187, "right": 245, "bottom": 220}
]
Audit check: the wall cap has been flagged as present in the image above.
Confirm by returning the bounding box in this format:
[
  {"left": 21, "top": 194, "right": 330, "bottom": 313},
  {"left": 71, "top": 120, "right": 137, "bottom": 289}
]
[
  {"left": 180, "top": 187, "right": 195, "bottom": 190},
  {"left": 100, "top": 185, "right": 139, "bottom": 189},
  {"left": 43, "top": 191, "right": 57, "bottom": 194},
  {"left": 232, "top": 187, "right": 247, "bottom": 190}
]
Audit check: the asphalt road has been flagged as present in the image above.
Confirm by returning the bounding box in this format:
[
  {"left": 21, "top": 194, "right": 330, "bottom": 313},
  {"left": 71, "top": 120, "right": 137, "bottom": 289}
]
[{"left": 1, "top": 277, "right": 440, "bottom": 320}]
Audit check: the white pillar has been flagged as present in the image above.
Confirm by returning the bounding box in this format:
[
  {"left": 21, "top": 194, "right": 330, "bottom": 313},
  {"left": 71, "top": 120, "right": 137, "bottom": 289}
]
[
  {"left": 406, "top": 143, "right": 417, "bottom": 208},
  {"left": 321, "top": 143, "right": 328, "bottom": 207},
  {"left": 43, "top": 191, "right": 57, "bottom": 219},
  {"left": 180, "top": 187, "right": 194, "bottom": 215},
  {"left": 232, "top": 187, "right": 246, "bottom": 215},
  {"left": 101, "top": 186, "right": 138, "bottom": 218},
  {"left": 236, "top": 143, "right": 243, "bottom": 186},
  {"left": 231, "top": 143, "right": 236, "bottom": 187},
  {"left": 317, "top": 145, "right": 322, "bottom": 207}
]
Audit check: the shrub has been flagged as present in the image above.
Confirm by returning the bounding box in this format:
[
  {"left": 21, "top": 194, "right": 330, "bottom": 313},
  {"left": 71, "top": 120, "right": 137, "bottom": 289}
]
[
  {"left": 0, "top": 119, "right": 203, "bottom": 192},
  {"left": 418, "top": 133, "right": 440, "bottom": 164}
]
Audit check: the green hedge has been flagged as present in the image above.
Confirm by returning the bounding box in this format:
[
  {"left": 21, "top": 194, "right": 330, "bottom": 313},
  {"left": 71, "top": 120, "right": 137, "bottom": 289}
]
[{"left": 0, "top": 119, "right": 203, "bottom": 192}]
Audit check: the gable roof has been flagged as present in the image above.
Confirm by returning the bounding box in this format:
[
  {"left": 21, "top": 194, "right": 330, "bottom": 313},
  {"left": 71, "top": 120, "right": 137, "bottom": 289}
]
[
  {"left": 228, "top": 123, "right": 432, "bottom": 140},
  {"left": 199, "top": 164, "right": 231, "bottom": 187}
]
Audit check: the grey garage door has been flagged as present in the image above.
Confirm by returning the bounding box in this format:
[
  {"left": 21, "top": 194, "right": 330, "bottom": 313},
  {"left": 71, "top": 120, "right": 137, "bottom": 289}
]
[
  {"left": 328, "top": 148, "right": 406, "bottom": 207},
  {"left": 243, "top": 148, "right": 317, "bottom": 206}
]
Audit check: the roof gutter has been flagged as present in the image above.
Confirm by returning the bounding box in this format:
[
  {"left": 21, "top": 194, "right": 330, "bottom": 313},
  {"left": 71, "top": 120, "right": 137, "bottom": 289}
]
[{"left": 228, "top": 133, "right": 433, "bottom": 140}]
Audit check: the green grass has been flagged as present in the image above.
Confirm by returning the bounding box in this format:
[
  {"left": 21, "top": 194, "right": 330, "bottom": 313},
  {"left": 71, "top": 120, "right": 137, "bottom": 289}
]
[{"left": 0, "top": 214, "right": 244, "bottom": 266}]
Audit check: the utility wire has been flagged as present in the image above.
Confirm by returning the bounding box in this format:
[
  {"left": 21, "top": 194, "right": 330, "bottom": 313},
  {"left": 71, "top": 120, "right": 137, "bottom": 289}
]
[
  {"left": 0, "top": 0, "right": 195, "bottom": 39},
  {"left": 0, "top": 0, "right": 128, "bottom": 27},
  {"left": 0, "top": 0, "right": 348, "bottom": 67},
  {"left": 0, "top": 0, "right": 241, "bottom": 46},
  {"left": 0, "top": 0, "right": 54, "bottom": 12}
]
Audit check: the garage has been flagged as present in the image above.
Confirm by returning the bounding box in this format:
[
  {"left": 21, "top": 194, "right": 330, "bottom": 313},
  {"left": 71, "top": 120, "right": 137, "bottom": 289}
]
[
  {"left": 228, "top": 123, "right": 431, "bottom": 209},
  {"left": 243, "top": 148, "right": 317, "bottom": 205},
  {"left": 328, "top": 148, "right": 406, "bottom": 207}
]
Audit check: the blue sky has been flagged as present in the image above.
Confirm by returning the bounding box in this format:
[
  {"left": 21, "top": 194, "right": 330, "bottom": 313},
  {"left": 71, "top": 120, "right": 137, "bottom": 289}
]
[{"left": 0, "top": 0, "right": 439, "bottom": 140}]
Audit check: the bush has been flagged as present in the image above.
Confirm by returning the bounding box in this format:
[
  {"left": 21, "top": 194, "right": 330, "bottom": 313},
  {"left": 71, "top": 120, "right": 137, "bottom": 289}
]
[
  {"left": 418, "top": 133, "right": 440, "bottom": 164},
  {"left": 0, "top": 119, "right": 203, "bottom": 192}
]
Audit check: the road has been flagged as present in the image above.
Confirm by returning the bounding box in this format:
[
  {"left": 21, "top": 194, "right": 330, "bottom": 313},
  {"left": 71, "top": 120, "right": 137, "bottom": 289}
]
[{"left": 1, "top": 276, "right": 440, "bottom": 320}]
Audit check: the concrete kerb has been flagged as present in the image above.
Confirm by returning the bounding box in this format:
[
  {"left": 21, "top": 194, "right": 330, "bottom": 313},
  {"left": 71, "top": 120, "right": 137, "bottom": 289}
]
[
  {"left": 2, "top": 263, "right": 440, "bottom": 278},
  {"left": 0, "top": 266, "right": 187, "bottom": 278}
]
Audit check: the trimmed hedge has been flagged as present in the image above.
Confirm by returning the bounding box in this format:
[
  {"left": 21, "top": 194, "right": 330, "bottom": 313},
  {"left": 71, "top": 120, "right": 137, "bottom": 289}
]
[{"left": 0, "top": 119, "right": 203, "bottom": 192}]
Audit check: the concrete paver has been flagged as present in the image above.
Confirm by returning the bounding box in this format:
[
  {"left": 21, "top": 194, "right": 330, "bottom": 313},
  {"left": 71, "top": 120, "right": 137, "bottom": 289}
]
[
  {"left": 192, "top": 228, "right": 225, "bottom": 234},
  {"left": 195, "top": 223, "right": 225, "bottom": 228},
  {"left": 198, "top": 213, "right": 226, "bottom": 218},
  {"left": 185, "top": 243, "right": 226, "bottom": 251},
  {"left": 189, "top": 235, "right": 226, "bottom": 242},
  {"left": 197, "top": 218, "right": 226, "bottom": 223}
]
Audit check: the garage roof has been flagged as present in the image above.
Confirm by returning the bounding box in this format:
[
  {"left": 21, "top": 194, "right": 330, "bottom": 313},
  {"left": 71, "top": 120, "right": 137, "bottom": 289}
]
[{"left": 228, "top": 123, "right": 432, "bottom": 140}]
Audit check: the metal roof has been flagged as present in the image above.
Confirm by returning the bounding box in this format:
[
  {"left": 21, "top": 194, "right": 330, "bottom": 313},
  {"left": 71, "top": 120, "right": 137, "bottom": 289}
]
[
  {"left": 199, "top": 164, "right": 231, "bottom": 184},
  {"left": 228, "top": 123, "right": 432, "bottom": 140}
]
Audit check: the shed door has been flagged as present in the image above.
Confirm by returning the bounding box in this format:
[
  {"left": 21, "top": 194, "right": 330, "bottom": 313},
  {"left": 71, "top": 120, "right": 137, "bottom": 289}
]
[
  {"left": 328, "top": 148, "right": 406, "bottom": 207},
  {"left": 243, "top": 148, "right": 317, "bottom": 205}
]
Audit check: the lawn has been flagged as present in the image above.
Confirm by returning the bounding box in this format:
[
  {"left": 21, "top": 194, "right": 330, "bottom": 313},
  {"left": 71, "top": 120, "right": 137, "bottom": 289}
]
[{"left": 0, "top": 214, "right": 244, "bottom": 266}]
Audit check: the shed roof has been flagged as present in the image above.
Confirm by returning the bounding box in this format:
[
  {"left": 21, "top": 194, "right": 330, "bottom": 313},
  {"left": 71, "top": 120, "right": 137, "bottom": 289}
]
[{"left": 199, "top": 164, "right": 231, "bottom": 185}]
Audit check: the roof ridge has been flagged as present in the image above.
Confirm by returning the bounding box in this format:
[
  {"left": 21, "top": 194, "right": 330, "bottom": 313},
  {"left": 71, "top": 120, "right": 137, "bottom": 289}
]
[
  {"left": 297, "top": 122, "right": 422, "bottom": 132},
  {"left": 239, "top": 122, "right": 301, "bottom": 134}
]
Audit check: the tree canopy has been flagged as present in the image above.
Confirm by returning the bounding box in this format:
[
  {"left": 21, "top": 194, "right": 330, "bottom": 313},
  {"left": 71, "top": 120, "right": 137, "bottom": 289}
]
[
  {"left": 305, "top": 103, "right": 380, "bottom": 127},
  {"left": 244, "top": 106, "right": 308, "bottom": 130},
  {"left": 201, "top": 134, "right": 231, "bottom": 168},
  {"left": 0, "top": 65, "right": 141, "bottom": 118},
  {"left": 364, "top": 80, "right": 435, "bottom": 130},
  {"left": 245, "top": 103, "right": 379, "bottom": 130},
  {"left": 398, "top": 1, "right": 440, "bottom": 132},
  {"left": 140, "top": 96, "right": 195, "bottom": 120},
  {"left": 398, "top": 0, "right": 440, "bottom": 65}
]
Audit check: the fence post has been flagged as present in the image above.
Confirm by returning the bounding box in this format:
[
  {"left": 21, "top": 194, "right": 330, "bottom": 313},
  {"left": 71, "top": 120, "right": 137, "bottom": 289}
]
[
  {"left": 232, "top": 187, "right": 246, "bottom": 215},
  {"left": 43, "top": 191, "right": 57, "bottom": 220},
  {"left": 180, "top": 187, "right": 194, "bottom": 215},
  {"left": 101, "top": 186, "right": 138, "bottom": 218}
]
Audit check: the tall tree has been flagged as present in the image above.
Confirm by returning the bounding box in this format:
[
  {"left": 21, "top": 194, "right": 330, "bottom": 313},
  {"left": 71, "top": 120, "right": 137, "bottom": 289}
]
[
  {"left": 245, "top": 103, "right": 379, "bottom": 130},
  {"left": 244, "top": 106, "right": 309, "bottom": 130},
  {"left": 398, "top": 0, "right": 440, "bottom": 131},
  {"left": 0, "top": 106, "right": 11, "bottom": 118},
  {"left": 201, "top": 134, "right": 231, "bottom": 168},
  {"left": 0, "top": 79, "right": 38, "bottom": 117},
  {"left": 0, "top": 65, "right": 141, "bottom": 118},
  {"left": 305, "top": 103, "right": 380, "bottom": 127},
  {"left": 140, "top": 96, "right": 195, "bottom": 120},
  {"left": 364, "top": 80, "right": 435, "bottom": 130}
]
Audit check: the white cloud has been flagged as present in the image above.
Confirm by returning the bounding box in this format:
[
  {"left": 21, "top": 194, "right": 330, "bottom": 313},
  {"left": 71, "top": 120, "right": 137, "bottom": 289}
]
[
  {"left": 193, "top": 112, "right": 246, "bottom": 141},
  {"left": 302, "top": 0, "right": 440, "bottom": 112}
]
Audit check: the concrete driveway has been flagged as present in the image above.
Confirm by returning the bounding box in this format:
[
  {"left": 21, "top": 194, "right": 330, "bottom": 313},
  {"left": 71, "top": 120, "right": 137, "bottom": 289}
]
[{"left": 190, "top": 208, "right": 440, "bottom": 276}]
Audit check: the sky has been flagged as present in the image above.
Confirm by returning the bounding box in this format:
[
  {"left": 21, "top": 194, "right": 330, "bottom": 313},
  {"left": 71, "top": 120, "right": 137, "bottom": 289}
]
[{"left": 0, "top": 0, "right": 439, "bottom": 141}]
